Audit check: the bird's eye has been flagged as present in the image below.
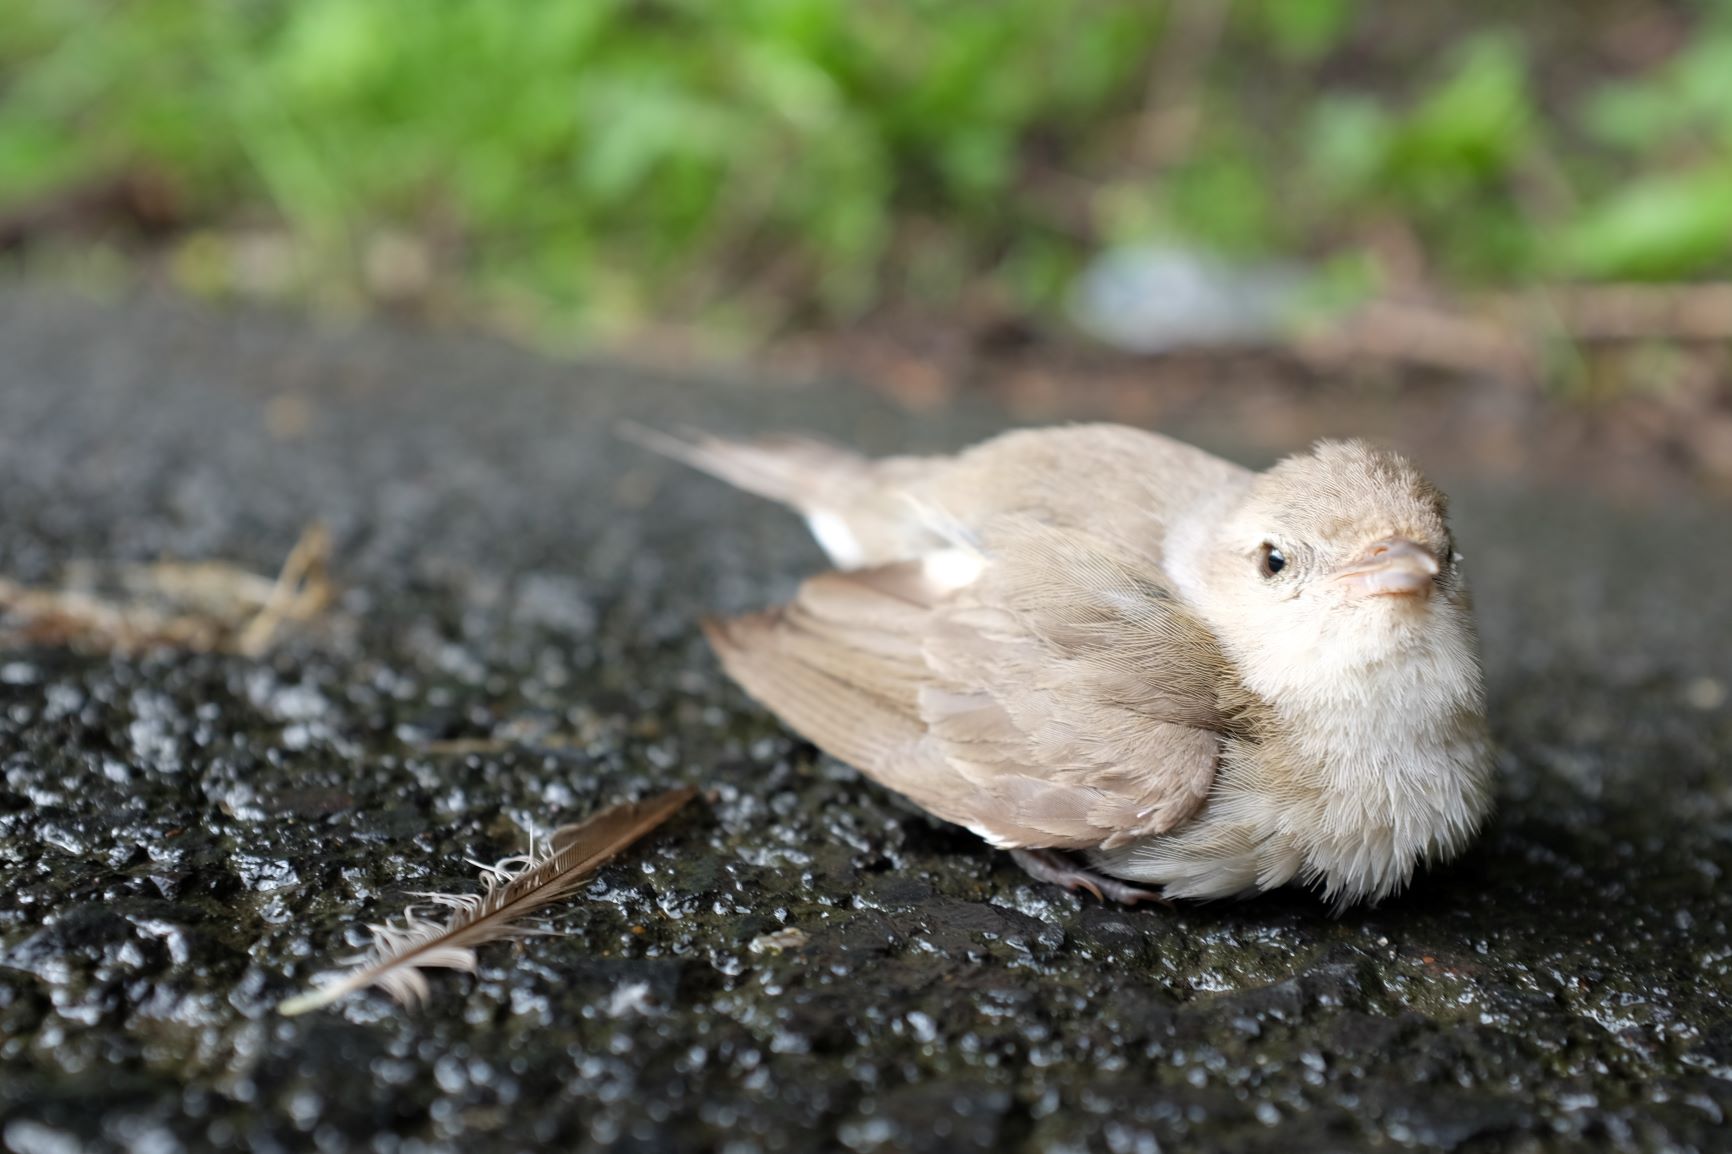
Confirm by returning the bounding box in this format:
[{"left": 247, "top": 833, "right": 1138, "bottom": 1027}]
[{"left": 1259, "top": 544, "right": 1286, "bottom": 578}]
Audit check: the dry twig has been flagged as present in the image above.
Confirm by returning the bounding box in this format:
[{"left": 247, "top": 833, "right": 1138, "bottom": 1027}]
[
  {"left": 0, "top": 524, "right": 332, "bottom": 655},
  {"left": 1296, "top": 283, "right": 1732, "bottom": 383}
]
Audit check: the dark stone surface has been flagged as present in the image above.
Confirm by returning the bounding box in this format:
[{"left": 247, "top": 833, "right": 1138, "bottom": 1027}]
[{"left": 1, "top": 284, "right": 1729, "bottom": 1153}]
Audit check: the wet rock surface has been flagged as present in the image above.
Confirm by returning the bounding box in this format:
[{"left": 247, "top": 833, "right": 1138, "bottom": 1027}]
[{"left": 1, "top": 285, "right": 1729, "bottom": 1153}]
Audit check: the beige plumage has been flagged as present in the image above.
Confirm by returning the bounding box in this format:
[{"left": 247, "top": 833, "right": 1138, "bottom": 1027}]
[{"left": 636, "top": 424, "right": 1492, "bottom": 906}]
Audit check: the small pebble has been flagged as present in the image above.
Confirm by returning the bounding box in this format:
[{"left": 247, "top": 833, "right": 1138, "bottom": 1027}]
[
  {"left": 1683, "top": 677, "right": 1725, "bottom": 711},
  {"left": 747, "top": 928, "right": 809, "bottom": 955}
]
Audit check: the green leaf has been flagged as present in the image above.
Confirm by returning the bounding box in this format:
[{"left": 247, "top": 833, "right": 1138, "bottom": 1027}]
[
  {"left": 1563, "top": 169, "right": 1732, "bottom": 279},
  {"left": 1396, "top": 34, "right": 1530, "bottom": 176}
]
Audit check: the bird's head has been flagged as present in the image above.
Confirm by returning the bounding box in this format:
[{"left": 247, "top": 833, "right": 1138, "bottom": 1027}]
[{"left": 1197, "top": 440, "right": 1479, "bottom": 704}]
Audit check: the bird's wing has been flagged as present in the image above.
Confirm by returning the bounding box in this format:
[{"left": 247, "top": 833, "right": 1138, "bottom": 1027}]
[{"left": 704, "top": 518, "right": 1227, "bottom": 850}]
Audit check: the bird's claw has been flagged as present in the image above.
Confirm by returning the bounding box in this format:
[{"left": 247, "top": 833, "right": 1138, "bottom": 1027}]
[{"left": 1010, "top": 848, "right": 1169, "bottom": 906}]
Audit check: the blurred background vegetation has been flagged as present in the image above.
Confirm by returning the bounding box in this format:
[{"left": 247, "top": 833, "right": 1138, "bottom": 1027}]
[{"left": 1, "top": 0, "right": 1730, "bottom": 361}]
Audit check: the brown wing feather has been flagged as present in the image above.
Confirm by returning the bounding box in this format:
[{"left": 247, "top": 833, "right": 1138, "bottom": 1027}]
[
  {"left": 703, "top": 611, "right": 922, "bottom": 771},
  {"left": 705, "top": 523, "right": 1228, "bottom": 852}
]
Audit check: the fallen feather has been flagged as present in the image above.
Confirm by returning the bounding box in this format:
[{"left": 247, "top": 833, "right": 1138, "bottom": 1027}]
[{"left": 279, "top": 787, "right": 697, "bottom": 1015}]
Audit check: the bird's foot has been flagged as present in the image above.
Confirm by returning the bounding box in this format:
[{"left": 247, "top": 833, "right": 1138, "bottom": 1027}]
[{"left": 1010, "top": 848, "right": 1169, "bottom": 906}]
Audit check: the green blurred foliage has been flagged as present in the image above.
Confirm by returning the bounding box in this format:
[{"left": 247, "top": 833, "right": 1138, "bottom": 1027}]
[
  {"left": 1, "top": 0, "right": 1730, "bottom": 340},
  {"left": 1563, "top": 170, "right": 1732, "bottom": 279},
  {"left": 1245, "top": 0, "right": 1356, "bottom": 62},
  {"left": 1303, "top": 35, "right": 1539, "bottom": 280}
]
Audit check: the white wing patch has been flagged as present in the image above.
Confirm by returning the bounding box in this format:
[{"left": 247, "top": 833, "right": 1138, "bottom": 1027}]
[
  {"left": 806, "top": 511, "right": 865, "bottom": 568},
  {"left": 921, "top": 548, "right": 985, "bottom": 594}
]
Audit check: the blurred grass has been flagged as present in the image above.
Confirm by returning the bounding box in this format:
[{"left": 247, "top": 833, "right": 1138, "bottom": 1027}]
[{"left": 2, "top": 0, "right": 1731, "bottom": 347}]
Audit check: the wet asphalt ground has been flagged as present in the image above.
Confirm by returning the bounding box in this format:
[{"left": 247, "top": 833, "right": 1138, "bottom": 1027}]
[{"left": 1, "top": 284, "right": 1729, "bottom": 1153}]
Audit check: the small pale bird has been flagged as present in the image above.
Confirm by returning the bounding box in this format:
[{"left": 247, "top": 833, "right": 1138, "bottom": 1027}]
[{"left": 635, "top": 424, "right": 1493, "bottom": 907}]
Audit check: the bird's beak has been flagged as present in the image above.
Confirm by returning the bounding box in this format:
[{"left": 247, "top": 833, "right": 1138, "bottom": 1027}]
[{"left": 1334, "top": 537, "right": 1439, "bottom": 598}]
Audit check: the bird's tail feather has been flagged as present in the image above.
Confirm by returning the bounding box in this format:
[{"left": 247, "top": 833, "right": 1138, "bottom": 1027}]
[{"left": 618, "top": 422, "right": 871, "bottom": 513}]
